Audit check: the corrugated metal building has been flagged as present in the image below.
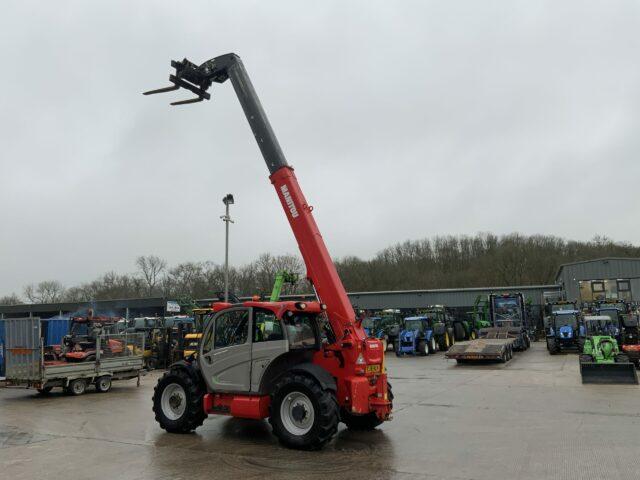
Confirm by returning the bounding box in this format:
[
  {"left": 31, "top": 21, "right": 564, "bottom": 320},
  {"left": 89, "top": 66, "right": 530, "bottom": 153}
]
[{"left": 555, "top": 257, "right": 640, "bottom": 303}]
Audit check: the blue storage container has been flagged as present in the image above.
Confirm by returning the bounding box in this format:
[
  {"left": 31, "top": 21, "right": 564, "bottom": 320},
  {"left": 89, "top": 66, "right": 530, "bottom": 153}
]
[
  {"left": 46, "top": 317, "right": 70, "bottom": 345},
  {"left": 0, "top": 319, "right": 5, "bottom": 376}
]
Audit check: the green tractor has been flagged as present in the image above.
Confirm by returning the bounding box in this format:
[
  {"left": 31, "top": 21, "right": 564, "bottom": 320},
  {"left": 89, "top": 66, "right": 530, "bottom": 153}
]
[{"left": 579, "top": 315, "right": 638, "bottom": 384}]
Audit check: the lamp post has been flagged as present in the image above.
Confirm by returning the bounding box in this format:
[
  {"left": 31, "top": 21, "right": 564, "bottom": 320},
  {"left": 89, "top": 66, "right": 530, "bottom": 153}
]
[{"left": 221, "top": 194, "right": 234, "bottom": 303}]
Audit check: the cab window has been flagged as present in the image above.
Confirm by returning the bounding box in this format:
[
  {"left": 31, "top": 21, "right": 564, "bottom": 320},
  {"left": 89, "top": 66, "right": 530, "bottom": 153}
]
[
  {"left": 253, "top": 308, "right": 284, "bottom": 342},
  {"left": 215, "top": 310, "right": 249, "bottom": 348},
  {"left": 284, "top": 313, "right": 318, "bottom": 349}
]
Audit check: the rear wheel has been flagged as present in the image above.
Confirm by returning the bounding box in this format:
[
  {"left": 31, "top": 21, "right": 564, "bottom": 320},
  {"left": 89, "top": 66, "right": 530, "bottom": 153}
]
[
  {"left": 153, "top": 368, "right": 206, "bottom": 433},
  {"left": 67, "top": 379, "right": 87, "bottom": 396},
  {"left": 95, "top": 376, "right": 112, "bottom": 393},
  {"left": 37, "top": 386, "right": 53, "bottom": 395},
  {"left": 269, "top": 372, "right": 338, "bottom": 450},
  {"left": 428, "top": 337, "right": 437, "bottom": 354},
  {"left": 453, "top": 323, "right": 465, "bottom": 341}
]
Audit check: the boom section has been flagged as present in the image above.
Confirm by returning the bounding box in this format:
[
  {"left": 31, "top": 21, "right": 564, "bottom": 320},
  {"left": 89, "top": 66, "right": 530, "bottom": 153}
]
[{"left": 144, "top": 53, "right": 361, "bottom": 339}]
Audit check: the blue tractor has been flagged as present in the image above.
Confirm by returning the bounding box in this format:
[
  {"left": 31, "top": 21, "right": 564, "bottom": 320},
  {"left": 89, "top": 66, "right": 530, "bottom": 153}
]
[
  {"left": 546, "top": 309, "right": 584, "bottom": 354},
  {"left": 395, "top": 316, "right": 440, "bottom": 357}
]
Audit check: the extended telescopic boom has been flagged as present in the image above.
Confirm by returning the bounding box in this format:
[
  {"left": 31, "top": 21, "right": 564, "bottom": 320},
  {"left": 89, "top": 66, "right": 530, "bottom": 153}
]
[{"left": 144, "top": 53, "right": 358, "bottom": 337}]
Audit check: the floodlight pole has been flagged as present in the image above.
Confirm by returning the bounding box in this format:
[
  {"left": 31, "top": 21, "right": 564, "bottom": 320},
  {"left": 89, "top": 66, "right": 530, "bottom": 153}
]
[{"left": 221, "top": 194, "right": 235, "bottom": 303}]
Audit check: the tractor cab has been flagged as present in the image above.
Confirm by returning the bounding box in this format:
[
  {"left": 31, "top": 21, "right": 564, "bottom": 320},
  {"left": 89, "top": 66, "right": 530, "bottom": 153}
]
[
  {"left": 582, "top": 315, "right": 619, "bottom": 338},
  {"left": 196, "top": 300, "right": 345, "bottom": 395},
  {"left": 549, "top": 310, "right": 581, "bottom": 338}
]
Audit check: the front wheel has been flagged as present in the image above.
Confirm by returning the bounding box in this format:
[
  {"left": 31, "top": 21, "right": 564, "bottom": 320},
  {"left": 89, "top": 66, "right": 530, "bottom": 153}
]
[
  {"left": 417, "top": 340, "right": 428, "bottom": 356},
  {"left": 269, "top": 372, "right": 339, "bottom": 450},
  {"left": 153, "top": 368, "right": 206, "bottom": 433},
  {"left": 428, "top": 337, "right": 437, "bottom": 354}
]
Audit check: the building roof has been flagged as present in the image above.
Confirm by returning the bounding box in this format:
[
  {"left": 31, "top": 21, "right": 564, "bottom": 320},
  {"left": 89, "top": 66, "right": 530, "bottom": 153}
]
[{"left": 555, "top": 257, "right": 640, "bottom": 281}]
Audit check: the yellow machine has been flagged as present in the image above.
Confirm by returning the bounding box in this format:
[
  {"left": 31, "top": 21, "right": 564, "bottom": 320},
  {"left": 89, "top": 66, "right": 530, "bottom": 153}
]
[{"left": 183, "top": 308, "right": 214, "bottom": 358}]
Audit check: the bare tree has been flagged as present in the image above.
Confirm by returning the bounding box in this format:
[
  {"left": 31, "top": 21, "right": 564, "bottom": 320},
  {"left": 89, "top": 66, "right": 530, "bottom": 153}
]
[
  {"left": 136, "top": 255, "right": 167, "bottom": 296},
  {"left": 0, "top": 293, "right": 22, "bottom": 305},
  {"left": 23, "top": 281, "right": 66, "bottom": 304}
]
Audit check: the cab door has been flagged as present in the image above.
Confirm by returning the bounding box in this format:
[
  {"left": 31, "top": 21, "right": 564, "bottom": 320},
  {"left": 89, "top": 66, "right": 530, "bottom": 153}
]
[
  {"left": 199, "top": 307, "right": 252, "bottom": 393},
  {"left": 250, "top": 308, "right": 288, "bottom": 392}
]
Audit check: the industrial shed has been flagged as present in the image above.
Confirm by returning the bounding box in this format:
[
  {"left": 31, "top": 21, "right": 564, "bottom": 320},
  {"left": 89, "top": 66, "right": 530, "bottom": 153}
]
[{"left": 555, "top": 257, "right": 640, "bottom": 303}]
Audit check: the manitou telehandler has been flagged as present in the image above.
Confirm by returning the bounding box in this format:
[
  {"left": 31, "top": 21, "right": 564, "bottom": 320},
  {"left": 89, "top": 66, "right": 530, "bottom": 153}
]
[{"left": 144, "top": 53, "right": 392, "bottom": 450}]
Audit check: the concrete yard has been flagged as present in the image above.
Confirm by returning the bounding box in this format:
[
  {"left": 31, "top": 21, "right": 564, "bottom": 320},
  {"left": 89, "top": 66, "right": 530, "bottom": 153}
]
[{"left": 1, "top": 343, "right": 639, "bottom": 480}]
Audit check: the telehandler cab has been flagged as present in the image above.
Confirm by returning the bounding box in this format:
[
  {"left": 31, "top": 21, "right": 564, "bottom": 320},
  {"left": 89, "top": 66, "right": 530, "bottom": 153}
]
[{"left": 145, "top": 53, "right": 392, "bottom": 450}]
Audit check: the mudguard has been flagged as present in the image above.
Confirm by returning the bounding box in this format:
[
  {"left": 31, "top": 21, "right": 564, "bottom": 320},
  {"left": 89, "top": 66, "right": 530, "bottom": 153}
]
[
  {"left": 289, "top": 363, "right": 337, "bottom": 392},
  {"left": 169, "top": 359, "right": 204, "bottom": 384}
]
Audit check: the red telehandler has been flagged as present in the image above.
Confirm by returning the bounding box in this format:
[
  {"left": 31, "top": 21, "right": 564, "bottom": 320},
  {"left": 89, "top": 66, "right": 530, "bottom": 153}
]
[{"left": 144, "top": 53, "right": 392, "bottom": 450}]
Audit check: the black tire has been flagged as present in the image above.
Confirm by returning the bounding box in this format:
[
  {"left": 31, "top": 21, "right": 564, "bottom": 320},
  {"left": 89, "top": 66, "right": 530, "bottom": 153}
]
[
  {"left": 146, "top": 356, "right": 158, "bottom": 370},
  {"left": 342, "top": 382, "right": 393, "bottom": 430},
  {"left": 428, "top": 337, "right": 437, "bottom": 354},
  {"left": 395, "top": 341, "right": 401, "bottom": 357},
  {"left": 417, "top": 340, "right": 428, "bottom": 357},
  {"left": 448, "top": 329, "right": 456, "bottom": 346},
  {"left": 37, "top": 386, "right": 53, "bottom": 395},
  {"left": 524, "top": 335, "right": 531, "bottom": 349},
  {"left": 95, "top": 376, "right": 112, "bottom": 393},
  {"left": 507, "top": 347, "right": 513, "bottom": 361},
  {"left": 153, "top": 368, "right": 206, "bottom": 434},
  {"left": 453, "top": 323, "right": 465, "bottom": 341},
  {"left": 67, "top": 379, "right": 87, "bottom": 396},
  {"left": 500, "top": 350, "right": 507, "bottom": 363},
  {"left": 546, "top": 339, "right": 557, "bottom": 354},
  {"left": 615, "top": 354, "right": 630, "bottom": 363},
  {"left": 269, "top": 372, "right": 338, "bottom": 450}
]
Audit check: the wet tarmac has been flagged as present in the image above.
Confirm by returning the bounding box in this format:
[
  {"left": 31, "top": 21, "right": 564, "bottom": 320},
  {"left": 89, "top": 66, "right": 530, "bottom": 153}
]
[{"left": 2, "top": 343, "right": 639, "bottom": 480}]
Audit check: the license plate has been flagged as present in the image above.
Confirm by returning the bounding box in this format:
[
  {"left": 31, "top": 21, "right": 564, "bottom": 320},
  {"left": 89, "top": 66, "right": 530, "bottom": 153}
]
[{"left": 366, "top": 364, "right": 381, "bottom": 374}]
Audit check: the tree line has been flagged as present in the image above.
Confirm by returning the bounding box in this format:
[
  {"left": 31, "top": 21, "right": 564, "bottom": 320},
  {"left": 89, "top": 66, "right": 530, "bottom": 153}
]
[{"left": 1, "top": 233, "right": 639, "bottom": 305}]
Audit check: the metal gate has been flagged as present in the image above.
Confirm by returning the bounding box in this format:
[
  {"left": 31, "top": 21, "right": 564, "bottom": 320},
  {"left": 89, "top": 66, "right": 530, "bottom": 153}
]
[{"left": 5, "top": 317, "right": 42, "bottom": 381}]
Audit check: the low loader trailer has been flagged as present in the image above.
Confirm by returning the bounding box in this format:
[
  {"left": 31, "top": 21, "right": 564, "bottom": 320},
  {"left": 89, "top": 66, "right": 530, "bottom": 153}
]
[
  {"left": 445, "top": 330, "right": 516, "bottom": 363},
  {"left": 3, "top": 317, "right": 145, "bottom": 395}
]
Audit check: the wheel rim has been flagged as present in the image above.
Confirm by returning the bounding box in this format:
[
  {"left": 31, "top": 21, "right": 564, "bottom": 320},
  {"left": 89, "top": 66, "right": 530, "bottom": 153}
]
[
  {"left": 99, "top": 378, "right": 111, "bottom": 390},
  {"left": 280, "top": 391, "right": 315, "bottom": 436},
  {"left": 73, "top": 381, "right": 85, "bottom": 394},
  {"left": 161, "top": 383, "right": 187, "bottom": 421},
  {"left": 423, "top": 342, "right": 429, "bottom": 355},
  {"left": 431, "top": 338, "right": 437, "bottom": 352}
]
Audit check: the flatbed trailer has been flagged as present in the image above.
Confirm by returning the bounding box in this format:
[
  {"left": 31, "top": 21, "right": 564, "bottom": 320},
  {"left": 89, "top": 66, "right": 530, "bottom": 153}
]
[
  {"left": 445, "top": 330, "right": 516, "bottom": 362},
  {"left": 3, "top": 317, "right": 144, "bottom": 395}
]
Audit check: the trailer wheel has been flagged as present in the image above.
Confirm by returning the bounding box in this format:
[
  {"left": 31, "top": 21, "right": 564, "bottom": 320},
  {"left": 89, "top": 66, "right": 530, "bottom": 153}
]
[
  {"left": 153, "top": 369, "right": 206, "bottom": 433},
  {"left": 67, "top": 379, "right": 87, "bottom": 396},
  {"left": 146, "top": 356, "right": 158, "bottom": 370},
  {"left": 500, "top": 350, "right": 507, "bottom": 363},
  {"left": 95, "top": 376, "right": 112, "bottom": 393},
  {"left": 37, "top": 386, "right": 53, "bottom": 395},
  {"left": 269, "top": 372, "right": 338, "bottom": 450}
]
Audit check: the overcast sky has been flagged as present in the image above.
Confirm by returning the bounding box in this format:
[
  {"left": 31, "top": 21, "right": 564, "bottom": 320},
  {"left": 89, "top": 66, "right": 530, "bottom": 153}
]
[{"left": 1, "top": 1, "right": 639, "bottom": 296}]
